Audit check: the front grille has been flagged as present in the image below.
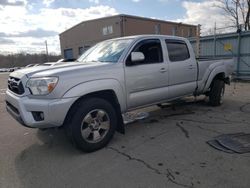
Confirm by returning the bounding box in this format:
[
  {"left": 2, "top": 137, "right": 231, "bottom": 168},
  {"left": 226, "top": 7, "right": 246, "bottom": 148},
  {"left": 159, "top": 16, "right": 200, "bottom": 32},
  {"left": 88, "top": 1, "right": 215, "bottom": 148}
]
[{"left": 8, "top": 76, "right": 25, "bottom": 95}]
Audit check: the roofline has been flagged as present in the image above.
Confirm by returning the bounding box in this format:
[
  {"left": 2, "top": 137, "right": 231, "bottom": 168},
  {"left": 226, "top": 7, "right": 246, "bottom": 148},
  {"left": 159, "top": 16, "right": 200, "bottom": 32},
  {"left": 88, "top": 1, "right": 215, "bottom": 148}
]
[
  {"left": 59, "top": 14, "right": 198, "bottom": 36},
  {"left": 97, "top": 34, "right": 187, "bottom": 42},
  {"left": 119, "top": 14, "right": 197, "bottom": 27},
  {"left": 59, "top": 14, "right": 121, "bottom": 35}
]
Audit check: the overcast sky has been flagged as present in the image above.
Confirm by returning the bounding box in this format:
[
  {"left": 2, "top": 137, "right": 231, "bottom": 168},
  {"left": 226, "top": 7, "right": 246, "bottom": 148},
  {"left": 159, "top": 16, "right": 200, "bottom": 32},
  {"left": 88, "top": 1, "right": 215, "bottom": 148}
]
[{"left": 0, "top": 0, "right": 231, "bottom": 54}]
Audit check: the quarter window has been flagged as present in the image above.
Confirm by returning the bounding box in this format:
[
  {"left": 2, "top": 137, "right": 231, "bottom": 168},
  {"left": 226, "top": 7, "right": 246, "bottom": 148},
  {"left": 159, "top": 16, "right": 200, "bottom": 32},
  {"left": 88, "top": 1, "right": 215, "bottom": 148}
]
[{"left": 166, "top": 40, "right": 190, "bottom": 62}]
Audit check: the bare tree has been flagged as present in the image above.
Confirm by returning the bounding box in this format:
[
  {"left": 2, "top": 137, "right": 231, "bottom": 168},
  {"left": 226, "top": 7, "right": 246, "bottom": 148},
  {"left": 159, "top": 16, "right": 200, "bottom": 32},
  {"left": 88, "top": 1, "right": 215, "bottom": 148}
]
[
  {"left": 0, "top": 53, "right": 61, "bottom": 68},
  {"left": 216, "top": 0, "right": 250, "bottom": 31},
  {"left": 245, "top": 0, "right": 250, "bottom": 30}
]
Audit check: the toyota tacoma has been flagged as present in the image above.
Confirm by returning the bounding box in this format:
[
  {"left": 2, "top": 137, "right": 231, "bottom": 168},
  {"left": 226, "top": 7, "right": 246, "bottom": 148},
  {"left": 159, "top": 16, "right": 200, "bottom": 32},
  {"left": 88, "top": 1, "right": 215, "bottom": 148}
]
[{"left": 6, "top": 35, "right": 234, "bottom": 152}]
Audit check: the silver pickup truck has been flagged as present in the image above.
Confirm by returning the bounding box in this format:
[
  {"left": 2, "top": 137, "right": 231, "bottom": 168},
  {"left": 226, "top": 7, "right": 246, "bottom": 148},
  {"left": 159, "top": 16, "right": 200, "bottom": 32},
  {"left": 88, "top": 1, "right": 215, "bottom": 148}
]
[{"left": 6, "top": 35, "right": 234, "bottom": 152}]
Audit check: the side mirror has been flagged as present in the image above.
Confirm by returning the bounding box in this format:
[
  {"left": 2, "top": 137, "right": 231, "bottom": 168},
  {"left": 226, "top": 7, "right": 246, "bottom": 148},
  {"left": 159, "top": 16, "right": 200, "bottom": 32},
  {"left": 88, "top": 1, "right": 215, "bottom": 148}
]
[{"left": 131, "top": 52, "right": 145, "bottom": 62}]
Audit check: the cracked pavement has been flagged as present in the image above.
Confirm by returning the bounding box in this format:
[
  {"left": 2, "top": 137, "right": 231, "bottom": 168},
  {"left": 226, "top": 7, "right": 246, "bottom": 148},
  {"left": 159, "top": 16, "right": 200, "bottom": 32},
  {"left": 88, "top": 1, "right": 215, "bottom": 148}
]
[{"left": 1, "top": 72, "right": 250, "bottom": 188}]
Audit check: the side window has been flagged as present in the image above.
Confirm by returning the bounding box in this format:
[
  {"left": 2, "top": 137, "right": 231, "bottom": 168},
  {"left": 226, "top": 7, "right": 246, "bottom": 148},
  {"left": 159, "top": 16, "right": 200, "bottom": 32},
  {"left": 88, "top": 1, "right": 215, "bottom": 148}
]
[
  {"left": 166, "top": 40, "right": 190, "bottom": 62},
  {"left": 127, "top": 39, "right": 163, "bottom": 65}
]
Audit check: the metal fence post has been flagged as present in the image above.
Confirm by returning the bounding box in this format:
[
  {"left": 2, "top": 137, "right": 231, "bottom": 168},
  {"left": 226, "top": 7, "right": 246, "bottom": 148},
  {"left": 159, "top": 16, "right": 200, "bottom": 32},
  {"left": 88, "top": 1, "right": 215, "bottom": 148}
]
[
  {"left": 213, "top": 23, "right": 217, "bottom": 57},
  {"left": 214, "top": 34, "right": 217, "bottom": 57},
  {"left": 237, "top": 32, "right": 241, "bottom": 77}
]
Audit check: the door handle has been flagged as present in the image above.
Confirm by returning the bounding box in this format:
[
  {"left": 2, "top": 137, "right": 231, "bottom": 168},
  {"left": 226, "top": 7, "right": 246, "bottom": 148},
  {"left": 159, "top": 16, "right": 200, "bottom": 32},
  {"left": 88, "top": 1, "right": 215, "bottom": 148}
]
[
  {"left": 188, "top": 64, "right": 194, "bottom": 69},
  {"left": 160, "top": 68, "right": 167, "bottom": 73}
]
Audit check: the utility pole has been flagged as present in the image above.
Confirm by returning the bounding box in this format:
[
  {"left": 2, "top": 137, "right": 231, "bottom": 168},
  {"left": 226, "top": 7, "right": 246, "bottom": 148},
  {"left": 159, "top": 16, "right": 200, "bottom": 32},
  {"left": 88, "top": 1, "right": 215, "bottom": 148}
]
[
  {"left": 11, "top": 52, "right": 14, "bottom": 68},
  {"left": 45, "top": 40, "right": 49, "bottom": 62}
]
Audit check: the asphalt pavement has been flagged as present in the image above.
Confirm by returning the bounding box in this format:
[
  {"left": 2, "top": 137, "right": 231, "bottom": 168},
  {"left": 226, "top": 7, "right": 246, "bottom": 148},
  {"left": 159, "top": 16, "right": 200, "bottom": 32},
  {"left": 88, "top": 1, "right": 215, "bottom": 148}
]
[{"left": 1, "top": 72, "right": 250, "bottom": 188}]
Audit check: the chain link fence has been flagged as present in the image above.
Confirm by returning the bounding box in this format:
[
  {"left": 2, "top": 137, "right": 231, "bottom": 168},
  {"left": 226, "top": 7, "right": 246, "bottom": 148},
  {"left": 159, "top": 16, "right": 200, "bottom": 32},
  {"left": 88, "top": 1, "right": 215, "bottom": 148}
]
[{"left": 189, "top": 31, "right": 250, "bottom": 80}]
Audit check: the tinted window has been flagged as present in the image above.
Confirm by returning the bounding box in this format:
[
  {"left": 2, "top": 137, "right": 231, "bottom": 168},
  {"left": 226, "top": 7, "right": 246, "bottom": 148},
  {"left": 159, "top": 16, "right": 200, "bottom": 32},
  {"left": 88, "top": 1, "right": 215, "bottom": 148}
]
[
  {"left": 166, "top": 40, "right": 190, "bottom": 62},
  {"left": 127, "top": 39, "right": 163, "bottom": 65}
]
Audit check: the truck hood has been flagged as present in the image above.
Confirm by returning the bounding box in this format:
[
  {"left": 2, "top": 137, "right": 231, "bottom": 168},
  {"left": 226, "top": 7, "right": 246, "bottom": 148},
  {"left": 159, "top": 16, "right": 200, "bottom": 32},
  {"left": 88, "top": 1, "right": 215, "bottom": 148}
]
[
  {"left": 10, "top": 61, "right": 113, "bottom": 78},
  {"left": 9, "top": 61, "right": 124, "bottom": 99}
]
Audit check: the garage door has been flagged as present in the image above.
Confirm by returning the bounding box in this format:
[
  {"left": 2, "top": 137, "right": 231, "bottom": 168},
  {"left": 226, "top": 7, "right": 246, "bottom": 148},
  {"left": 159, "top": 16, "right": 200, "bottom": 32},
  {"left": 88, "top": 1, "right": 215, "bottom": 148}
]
[{"left": 64, "top": 49, "right": 73, "bottom": 59}]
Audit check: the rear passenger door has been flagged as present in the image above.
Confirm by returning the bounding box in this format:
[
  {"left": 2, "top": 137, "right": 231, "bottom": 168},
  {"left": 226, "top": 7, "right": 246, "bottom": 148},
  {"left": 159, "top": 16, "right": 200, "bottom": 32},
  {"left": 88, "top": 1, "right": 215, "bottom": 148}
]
[
  {"left": 125, "top": 39, "right": 169, "bottom": 109},
  {"left": 165, "top": 39, "right": 197, "bottom": 98}
]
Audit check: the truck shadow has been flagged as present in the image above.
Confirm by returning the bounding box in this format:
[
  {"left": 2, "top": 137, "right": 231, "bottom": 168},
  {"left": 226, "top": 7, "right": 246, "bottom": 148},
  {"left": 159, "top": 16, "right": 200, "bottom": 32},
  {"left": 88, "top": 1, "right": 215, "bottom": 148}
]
[
  {"left": 14, "top": 128, "right": 80, "bottom": 188},
  {"left": 125, "top": 96, "right": 209, "bottom": 126},
  {"left": 14, "top": 127, "right": 110, "bottom": 188},
  {"left": 16, "top": 127, "right": 82, "bottom": 158},
  {"left": 14, "top": 96, "right": 234, "bottom": 188}
]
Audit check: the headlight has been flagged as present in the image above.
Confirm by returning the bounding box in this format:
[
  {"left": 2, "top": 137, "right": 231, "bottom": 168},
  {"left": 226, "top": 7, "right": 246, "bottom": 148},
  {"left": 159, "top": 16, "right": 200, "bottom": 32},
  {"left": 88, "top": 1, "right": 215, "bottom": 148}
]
[{"left": 26, "top": 77, "right": 58, "bottom": 95}]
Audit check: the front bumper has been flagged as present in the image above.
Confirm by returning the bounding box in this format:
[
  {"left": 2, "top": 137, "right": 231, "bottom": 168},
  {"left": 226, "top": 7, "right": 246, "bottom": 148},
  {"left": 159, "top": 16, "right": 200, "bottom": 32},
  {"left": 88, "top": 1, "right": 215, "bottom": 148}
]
[{"left": 5, "top": 90, "right": 77, "bottom": 128}]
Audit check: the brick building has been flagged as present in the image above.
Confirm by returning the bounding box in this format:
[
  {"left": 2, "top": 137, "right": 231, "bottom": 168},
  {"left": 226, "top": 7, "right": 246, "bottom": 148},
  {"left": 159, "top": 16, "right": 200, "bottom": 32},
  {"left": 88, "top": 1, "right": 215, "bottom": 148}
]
[{"left": 59, "top": 14, "right": 197, "bottom": 59}]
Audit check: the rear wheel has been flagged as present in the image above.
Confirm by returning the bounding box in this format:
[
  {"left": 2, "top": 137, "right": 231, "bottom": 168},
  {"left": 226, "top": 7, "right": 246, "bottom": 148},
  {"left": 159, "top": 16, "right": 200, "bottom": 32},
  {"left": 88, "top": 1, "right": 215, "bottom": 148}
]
[
  {"left": 209, "top": 79, "right": 225, "bottom": 106},
  {"left": 67, "top": 98, "right": 117, "bottom": 152}
]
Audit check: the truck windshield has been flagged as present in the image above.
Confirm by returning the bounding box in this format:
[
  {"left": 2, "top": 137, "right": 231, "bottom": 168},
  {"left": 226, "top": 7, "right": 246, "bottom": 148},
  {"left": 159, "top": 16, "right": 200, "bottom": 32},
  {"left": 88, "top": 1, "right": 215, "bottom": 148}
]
[{"left": 78, "top": 39, "right": 133, "bottom": 63}]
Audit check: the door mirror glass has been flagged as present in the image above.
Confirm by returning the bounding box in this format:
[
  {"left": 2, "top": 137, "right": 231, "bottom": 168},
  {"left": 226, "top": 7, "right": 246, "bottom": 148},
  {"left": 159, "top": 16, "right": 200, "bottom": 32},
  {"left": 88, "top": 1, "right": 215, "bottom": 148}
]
[{"left": 131, "top": 52, "right": 145, "bottom": 62}]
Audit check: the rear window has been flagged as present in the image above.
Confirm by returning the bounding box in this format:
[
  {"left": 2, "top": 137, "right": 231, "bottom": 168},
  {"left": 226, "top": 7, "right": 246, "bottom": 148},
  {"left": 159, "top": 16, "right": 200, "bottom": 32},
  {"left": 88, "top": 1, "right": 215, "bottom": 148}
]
[{"left": 166, "top": 40, "right": 190, "bottom": 62}]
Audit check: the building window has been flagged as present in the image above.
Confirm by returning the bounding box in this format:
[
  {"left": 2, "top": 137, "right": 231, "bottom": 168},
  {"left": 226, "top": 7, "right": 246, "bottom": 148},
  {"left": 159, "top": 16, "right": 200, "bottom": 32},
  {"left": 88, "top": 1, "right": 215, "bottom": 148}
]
[
  {"left": 108, "top": 25, "right": 113, "bottom": 34},
  {"left": 154, "top": 24, "right": 161, "bottom": 34},
  {"left": 102, "top": 25, "right": 113, "bottom": 36},
  {"left": 188, "top": 28, "right": 193, "bottom": 37},
  {"left": 79, "top": 46, "right": 91, "bottom": 56},
  {"left": 84, "top": 45, "right": 90, "bottom": 50},
  {"left": 172, "top": 26, "right": 177, "bottom": 36},
  {"left": 103, "top": 27, "right": 108, "bottom": 35},
  {"left": 79, "top": 47, "right": 84, "bottom": 55}
]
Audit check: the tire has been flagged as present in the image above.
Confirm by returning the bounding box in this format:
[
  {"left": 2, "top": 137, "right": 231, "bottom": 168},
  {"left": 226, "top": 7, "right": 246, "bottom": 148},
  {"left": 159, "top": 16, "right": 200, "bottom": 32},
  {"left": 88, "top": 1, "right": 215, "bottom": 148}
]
[
  {"left": 209, "top": 79, "right": 225, "bottom": 106},
  {"left": 67, "top": 98, "right": 117, "bottom": 152}
]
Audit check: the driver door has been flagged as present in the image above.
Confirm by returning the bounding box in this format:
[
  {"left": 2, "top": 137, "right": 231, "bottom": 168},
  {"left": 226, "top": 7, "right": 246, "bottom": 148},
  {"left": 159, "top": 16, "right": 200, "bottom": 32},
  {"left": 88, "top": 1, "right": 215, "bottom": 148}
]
[{"left": 125, "top": 39, "right": 169, "bottom": 109}]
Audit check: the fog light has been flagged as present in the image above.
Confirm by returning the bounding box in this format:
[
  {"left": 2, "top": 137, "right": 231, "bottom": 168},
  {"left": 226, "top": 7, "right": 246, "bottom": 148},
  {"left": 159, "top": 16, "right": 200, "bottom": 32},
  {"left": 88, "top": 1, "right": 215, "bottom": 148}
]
[{"left": 32, "top": 111, "right": 44, "bottom": 121}]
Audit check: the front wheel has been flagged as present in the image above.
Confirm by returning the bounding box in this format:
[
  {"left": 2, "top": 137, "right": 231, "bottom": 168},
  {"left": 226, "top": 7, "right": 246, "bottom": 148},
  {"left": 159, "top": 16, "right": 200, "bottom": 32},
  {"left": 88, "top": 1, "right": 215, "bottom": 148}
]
[
  {"left": 67, "top": 98, "right": 117, "bottom": 152},
  {"left": 209, "top": 79, "right": 225, "bottom": 106}
]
